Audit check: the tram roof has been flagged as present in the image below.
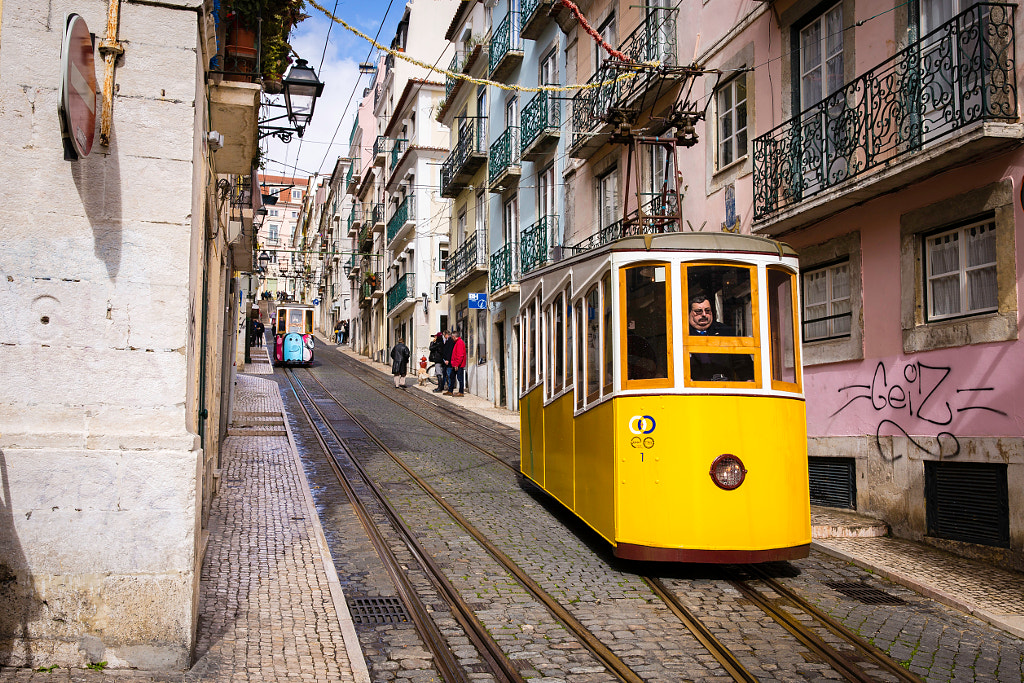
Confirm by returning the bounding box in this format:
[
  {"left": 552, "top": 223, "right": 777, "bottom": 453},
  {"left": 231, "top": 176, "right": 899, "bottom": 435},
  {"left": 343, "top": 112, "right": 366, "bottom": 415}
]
[{"left": 525, "top": 231, "right": 797, "bottom": 282}]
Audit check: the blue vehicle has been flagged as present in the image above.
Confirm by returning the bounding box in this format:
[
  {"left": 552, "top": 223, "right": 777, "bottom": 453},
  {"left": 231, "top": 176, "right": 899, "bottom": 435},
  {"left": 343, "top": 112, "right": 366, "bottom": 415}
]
[{"left": 273, "top": 305, "right": 315, "bottom": 366}]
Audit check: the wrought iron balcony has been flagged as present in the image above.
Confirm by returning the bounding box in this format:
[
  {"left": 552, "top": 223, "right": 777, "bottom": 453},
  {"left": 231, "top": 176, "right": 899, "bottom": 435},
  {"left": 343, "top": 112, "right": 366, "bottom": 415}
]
[
  {"left": 489, "top": 11, "right": 523, "bottom": 81},
  {"left": 520, "top": 215, "right": 555, "bottom": 275},
  {"left": 361, "top": 275, "right": 381, "bottom": 301},
  {"left": 358, "top": 221, "right": 373, "bottom": 247},
  {"left": 445, "top": 229, "right": 487, "bottom": 288},
  {"left": 446, "top": 51, "right": 466, "bottom": 101},
  {"left": 390, "top": 138, "right": 408, "bottom": 171},
  {"left": 387, "top": 271, "right": 416, "bottom": 313},
  {"left": 521, "top": 0, "right": 575, "bottom": 38},
  {"left": 371, "top": 202, "right": 385, "bottom": 232},
  {"left": 489, "top": 240, "right": 519, "bottom": 296},
  {"left": 440, "top": 117, "right": 487, "bottom": 197},
  {"left": 387, "top": 195, "right": 416, "bottom": 246},
  {"left": 489, "top": 126, "right": 521, "bottom": 189},
  {"left": 570, "top": 7, "right": 679, "bottom": 158},
  {"left": 347, "top": 211, "right": 356, "bottom": 236},
  {"left": 348, "top": 254, "right": 359, "bottom": 275},
  {"left": 345, "top": 163, "right": 358, "bottom": 193},
  {"left": 372, "top": 135, "right": 391, "bottom": 166},
  {"left": 753, "top": 2, "right": 1017, "bottom": 223},
  {"left": 565, "top": 193, "right": 681, "bottom": 256},
  {"left": 521, "top": 91, "right": 560, "bottom": 160}
]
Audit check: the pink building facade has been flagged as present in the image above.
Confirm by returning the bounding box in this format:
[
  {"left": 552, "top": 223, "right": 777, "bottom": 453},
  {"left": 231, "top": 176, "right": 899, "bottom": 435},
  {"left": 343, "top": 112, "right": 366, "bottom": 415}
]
[{"left": 673, "top": 0, "right": 1022, "bottom": 567}]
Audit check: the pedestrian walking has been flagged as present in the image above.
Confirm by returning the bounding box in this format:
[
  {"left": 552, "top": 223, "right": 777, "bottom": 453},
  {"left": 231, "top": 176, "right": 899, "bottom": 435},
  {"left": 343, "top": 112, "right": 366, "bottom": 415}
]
[
  {"left": 333, "top": 321, "right": 342, "bottom": 344},
  {"left": 428, "top": 331, "right": 445, "bottom": 392},
  {"left": 441, "top": 330, "right": 455, "bottom": 395},
  {"left": 253, "top": 319, "right": 264, "bottom": 347},
  {"left": 390, "top": 338, "right": 410, "bottom": 388},
  {"left": 448, "top": 330, "right": 467, "bottom": 396},
  {"left": 341, "top": 320, "right": 349, "bottom": 344}
]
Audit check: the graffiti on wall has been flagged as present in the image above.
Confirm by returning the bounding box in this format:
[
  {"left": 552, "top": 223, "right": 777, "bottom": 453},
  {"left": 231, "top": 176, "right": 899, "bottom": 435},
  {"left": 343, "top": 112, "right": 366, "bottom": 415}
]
[{"left": 831, "top": 360, "right": 1008, "bottom": 461}]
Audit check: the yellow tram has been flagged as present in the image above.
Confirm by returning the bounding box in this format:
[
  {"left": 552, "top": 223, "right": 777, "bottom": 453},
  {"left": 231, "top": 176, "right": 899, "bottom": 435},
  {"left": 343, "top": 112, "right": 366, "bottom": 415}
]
[
  {"left": 273, "top": 304, "right": 316, "bottom": 366},
  {"left": 518, "top": 232, "right": 810, "bottom": 562}
]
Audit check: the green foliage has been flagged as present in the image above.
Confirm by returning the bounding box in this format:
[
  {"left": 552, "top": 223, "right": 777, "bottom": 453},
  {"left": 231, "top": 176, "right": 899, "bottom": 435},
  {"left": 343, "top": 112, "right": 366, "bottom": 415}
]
[
  {"left": 223, "top": 0, "right": 310, "bottom": 81},
  {"left": 86, "top": 662, "right": 108, "bottom": 671},
  {"left": 35, "top": 665, "right": 59, "bottom": 673}
]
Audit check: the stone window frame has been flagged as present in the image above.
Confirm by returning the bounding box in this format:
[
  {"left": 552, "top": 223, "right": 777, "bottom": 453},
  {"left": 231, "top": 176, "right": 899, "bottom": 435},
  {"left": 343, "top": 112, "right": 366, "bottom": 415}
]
[
  {"left": 900, "top": 179, "right": 1018, "bottom": 353},
  {"left": 799, "top": 231, "right": 863, "bottom": 365}
]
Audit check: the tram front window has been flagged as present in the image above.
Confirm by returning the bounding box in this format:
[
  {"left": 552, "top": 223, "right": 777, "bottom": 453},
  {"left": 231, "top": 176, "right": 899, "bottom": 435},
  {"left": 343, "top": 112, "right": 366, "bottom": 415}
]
[
  {"left": 686, "top": 265, "right": 756, "bottom": 383},
  {"left": 288, "top": 309, "right": 304, "bottom": 332},
  {"left": 624, "top": 265, "right": 669, "bottom": 381}
]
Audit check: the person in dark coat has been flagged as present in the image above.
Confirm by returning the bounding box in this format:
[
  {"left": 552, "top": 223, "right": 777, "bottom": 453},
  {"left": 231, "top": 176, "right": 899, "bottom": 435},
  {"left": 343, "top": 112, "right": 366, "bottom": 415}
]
[
  {"left": 428, "top": 332, "right": 445, "bottom": 392},
  {"left": 253, "top": 319, "right": 265, "bottom": 347},
  {"left": 390, "top": 338, "right": 411, "bottom": 388},
  {"left": 441, "top": 330, "right": 456, "bottom": 393}
]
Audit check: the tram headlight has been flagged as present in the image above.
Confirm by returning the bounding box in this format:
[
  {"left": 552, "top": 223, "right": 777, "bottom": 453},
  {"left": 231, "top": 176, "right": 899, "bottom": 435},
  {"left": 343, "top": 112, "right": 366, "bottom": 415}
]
[{"left": 710, "top": 454, "right": 746, "bottom": 490}]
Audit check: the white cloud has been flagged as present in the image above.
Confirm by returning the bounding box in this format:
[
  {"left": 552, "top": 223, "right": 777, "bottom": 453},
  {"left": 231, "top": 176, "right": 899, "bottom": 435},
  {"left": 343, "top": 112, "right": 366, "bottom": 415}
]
[{"left": 261, "top": 14, "right": 370, "bottom": 180}]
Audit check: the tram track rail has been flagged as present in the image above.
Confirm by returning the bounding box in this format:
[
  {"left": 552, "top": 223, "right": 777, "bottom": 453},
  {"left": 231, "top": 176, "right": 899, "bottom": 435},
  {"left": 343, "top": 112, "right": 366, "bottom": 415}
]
[
  {"left": 304, "top": 347, "right": 923, "bottom": 683},
  {"left": 285, "top": 366, "right": 647, "bottom": 683},
  {"left": 281, "top": 367, "right": 522, "bottom": 683}
]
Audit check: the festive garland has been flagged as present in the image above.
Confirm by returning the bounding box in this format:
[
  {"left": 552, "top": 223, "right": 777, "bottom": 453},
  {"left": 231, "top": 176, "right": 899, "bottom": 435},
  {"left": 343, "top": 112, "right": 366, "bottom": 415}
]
[{"left": 306, "top": 0, "right": 659, "bottom": 94}]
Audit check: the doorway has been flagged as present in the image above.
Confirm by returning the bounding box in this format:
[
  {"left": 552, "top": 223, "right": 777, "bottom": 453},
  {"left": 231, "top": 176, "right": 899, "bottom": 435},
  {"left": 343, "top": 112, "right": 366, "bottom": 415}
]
[{"left": 496, "top": 321, "right": 507, "bottom": 407}]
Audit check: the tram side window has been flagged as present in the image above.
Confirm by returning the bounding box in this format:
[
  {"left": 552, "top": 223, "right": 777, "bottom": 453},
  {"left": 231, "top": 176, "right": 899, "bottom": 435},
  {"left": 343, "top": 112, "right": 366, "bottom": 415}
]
[
  {"left": 624, "top": 264, "right": 670, "bottom": 382},
  {"left": 586, "top": 286, "right": 600, "bottom": 402},
  {"left": 304, "top": 310, "right": 313, "bottom": 334},
  {"left": 545, "top": 305, "right": 553, "bottom": 397},
  {"left": 686, "top": 265, "right": 755, "bottom": 383},
  {"left": 602, "top": 273, "right": 613, "bottom": 394},
  {"left": 529, "top": 299, "right": 538, "bottom": 387},
  {"left": 554, "top": 296, "right": 564, "bottom": 394},
  {"left": 768, "top": 268, "right": 799, "bottom": 386},
  {"left": 575, "top": 300, "right": 584, "bottom": 409}
]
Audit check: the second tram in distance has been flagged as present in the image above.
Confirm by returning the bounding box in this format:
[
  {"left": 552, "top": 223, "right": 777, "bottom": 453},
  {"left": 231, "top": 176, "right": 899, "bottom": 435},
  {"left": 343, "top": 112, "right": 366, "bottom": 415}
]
[
  {"left": 518, "top": 232, "right": 810, "bottom": 563},
  {"left": 273, "top": 304, "right": 316, "bottom": 366}
]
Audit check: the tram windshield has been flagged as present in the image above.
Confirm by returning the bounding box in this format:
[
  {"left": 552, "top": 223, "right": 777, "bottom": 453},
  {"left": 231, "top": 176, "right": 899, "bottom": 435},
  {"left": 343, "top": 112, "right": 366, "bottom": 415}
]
[{"left": 686, "top": 265, "right": 756, "bottom": 383}]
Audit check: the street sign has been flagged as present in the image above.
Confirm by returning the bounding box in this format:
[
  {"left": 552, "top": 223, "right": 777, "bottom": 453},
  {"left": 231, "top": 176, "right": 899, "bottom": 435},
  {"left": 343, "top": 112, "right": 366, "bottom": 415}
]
[
  {"left": 468, "top": 293, "right": 487, "bottom": 309},
  {"left": 59, "top": 14, "right": 97, "bottom": 160},
  {"left": 312, "top": 298, "right": 320, "bottom": 305}
]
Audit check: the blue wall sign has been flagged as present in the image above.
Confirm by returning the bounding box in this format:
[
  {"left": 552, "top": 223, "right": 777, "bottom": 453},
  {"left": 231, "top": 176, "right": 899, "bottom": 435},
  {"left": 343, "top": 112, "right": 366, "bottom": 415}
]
[{"left": 468, "top": 293, "right": 487, "bottom": 309}]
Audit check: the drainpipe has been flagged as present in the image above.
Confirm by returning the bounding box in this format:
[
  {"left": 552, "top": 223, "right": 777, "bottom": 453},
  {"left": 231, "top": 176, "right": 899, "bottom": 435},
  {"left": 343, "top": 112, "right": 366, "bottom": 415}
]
[{"left": 98, "top": 0, "right": 124, "bottom": 147}]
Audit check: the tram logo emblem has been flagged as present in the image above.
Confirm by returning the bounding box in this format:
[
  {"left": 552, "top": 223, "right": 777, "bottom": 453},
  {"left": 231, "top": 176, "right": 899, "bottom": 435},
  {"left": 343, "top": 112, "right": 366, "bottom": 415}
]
[{"left": 628, "top": 415, "right": 656, "bottom": 435}]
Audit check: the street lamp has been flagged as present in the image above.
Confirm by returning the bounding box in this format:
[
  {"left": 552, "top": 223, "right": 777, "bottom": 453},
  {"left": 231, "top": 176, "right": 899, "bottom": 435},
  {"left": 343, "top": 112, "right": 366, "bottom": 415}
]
[
  {"left": 282, "top": 59, "right": 324, "bottom": 137},
  {"left": 258, "top": 250, "right": 272, "bottom": 271},
  {"left": 257, "top": 58, "right": 325, "bottom": 142}
]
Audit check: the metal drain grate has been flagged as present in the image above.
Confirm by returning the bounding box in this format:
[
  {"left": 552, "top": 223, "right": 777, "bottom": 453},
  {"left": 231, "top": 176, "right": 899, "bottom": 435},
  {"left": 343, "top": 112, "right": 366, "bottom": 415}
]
[
  {"left": 824, "top": 582, "right": 906, "bottom": 605},
  {"left": 347, "top": 597, "right": 410, "bottom": 624}
]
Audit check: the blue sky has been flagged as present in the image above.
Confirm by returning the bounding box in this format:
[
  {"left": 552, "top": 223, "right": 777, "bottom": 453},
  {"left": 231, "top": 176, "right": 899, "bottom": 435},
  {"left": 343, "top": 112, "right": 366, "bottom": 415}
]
[{"left": 262, "top": 0, "right": 405, "bottom": 181}]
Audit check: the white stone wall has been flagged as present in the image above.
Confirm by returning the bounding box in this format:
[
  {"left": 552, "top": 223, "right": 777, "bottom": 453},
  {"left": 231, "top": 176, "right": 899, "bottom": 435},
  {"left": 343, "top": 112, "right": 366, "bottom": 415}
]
[{"left": 0, "top": 0, "right": 206, "bottom": 669}]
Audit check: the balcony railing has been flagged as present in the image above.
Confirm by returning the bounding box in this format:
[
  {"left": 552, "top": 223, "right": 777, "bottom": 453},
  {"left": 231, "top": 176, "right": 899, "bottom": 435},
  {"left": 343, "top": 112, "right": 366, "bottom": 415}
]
[
  {"left": 373, "top": 135, "right": 391, "bottom": 165},
  {"left": 488, "top": 126, "right": 521, "bottom": 187},
  {"left": 372, "top": 202, "right": 385, "bottom": 226},
  {"left": 358, "top": 221, "right": 373, "bottom": 246},
  {"left": 489, "top": 12, "right": 522, "bottom": 79},
  {"left": 446, "top": 51, "right": 467, "bottom": 100},
  {"left": 570, "top": 8, "right": 678, "bottom": 151},
  {"left": 362, "top": 277, "right": 381, "bottom": 300},
  {"left": 521, "top": 215, "right": 555, "bottom": 275},
  {"left": 753, "top": 2, "right": 1016, "bottom": 221},
  {"left": 489, "top": 240, "right": 519, "bottom": 293},
  {"left": 391, "top": 138, "right": 408, "bottom": 171},
  {"left": 386, "top": 272, "right": 415, "bottom": 312},
  {"left": 521, "top": 91, "right": 560, "bottom": 159},
  {"left": 387, "top": 195, "right": 416, "bottom": 244},
  {"left": 345, "top": 163, "right": 355, "bottom": 189},
  {"left": 440, "top": 117, "right": 487, "bottom": 197},
  {"left": 446, "top": 229, "right": 487, "bottom": 286}
]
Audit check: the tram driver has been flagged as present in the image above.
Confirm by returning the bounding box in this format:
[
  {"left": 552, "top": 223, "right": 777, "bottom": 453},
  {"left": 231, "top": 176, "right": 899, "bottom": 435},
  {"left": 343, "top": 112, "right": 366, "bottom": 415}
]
[{"left": 688, "top": 294, "right": 731, "bottom": 336}]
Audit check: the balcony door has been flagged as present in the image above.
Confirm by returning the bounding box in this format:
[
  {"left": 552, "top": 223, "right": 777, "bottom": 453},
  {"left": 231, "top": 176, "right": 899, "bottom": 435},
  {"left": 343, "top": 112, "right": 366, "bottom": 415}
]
[
  {"left": 797, "top": 2, "right": 847, "bottom": 197},
  {"left": 919, "top": 0, "right": 986, "bottom": 139},
  {"left": 644, "top": 0, "right": 674, "bottom": 65}
]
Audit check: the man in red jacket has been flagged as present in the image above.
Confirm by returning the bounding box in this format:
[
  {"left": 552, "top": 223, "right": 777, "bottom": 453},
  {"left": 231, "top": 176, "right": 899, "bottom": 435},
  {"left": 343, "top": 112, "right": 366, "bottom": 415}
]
[{"left": 445, "top": 329, "right": 467, "bottom": 396}]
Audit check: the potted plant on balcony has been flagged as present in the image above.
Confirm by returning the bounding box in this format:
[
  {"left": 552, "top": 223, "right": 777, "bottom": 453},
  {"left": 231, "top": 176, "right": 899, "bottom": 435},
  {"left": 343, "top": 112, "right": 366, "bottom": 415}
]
[
  {"left": 366, "top": 273, "right": 380, "bottom": 290},
  {"left": 222, "top": 0, "right": 308, "bottom": 88}
]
